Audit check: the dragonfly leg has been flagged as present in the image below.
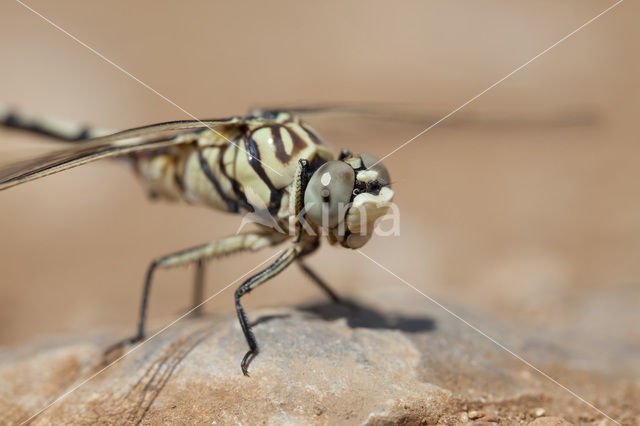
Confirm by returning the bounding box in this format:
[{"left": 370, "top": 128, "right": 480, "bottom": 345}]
[
  {"left": 191, "top": 258, "right": 205, "bottom": 316},
  {"left": 297, "top": 260, "right": 341, "bottom": 303},
  {"left": 103, "top": 232, "right": 287, "bottom": 359},
  {"left": 235, "top": 246, "right": 300, "bottom": 376}
]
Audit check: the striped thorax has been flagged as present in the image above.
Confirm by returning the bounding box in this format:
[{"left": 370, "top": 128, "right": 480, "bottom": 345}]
[{"left": 134, "top": 112, "right": 333, "bottom": 219}]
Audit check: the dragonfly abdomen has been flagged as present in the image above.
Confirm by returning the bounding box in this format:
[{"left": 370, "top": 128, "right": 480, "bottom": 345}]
[{"left": 0, "top": 104, "right": 112, "bottom": 141}]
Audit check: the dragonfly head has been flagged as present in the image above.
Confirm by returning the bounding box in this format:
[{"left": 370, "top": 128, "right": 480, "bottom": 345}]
[{"left": 303, "top": 152, "right": 394, "bottom": 249}]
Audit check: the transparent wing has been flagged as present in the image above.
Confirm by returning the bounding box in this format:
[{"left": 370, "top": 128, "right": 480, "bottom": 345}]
[
  {"left": 250, "top": 102, "right": 599, "bottom": 128},
  {"left": 250, "top": 103, "right": 599, "bottom": 154},
  {"left": 0, "top": 117, "right": 242, "bottom": 191}
]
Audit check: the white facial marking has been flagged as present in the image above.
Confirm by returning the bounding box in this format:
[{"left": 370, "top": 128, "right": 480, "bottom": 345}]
[
  {"left": 344, "top": 157, "right": 362, "bottom": 169},
  {"left": 321, "top": 172, "right": 332, "bottom": 186},
  {"left": 356, "top": 170, "right": 379, "bottom": 183},
  {"left": 352, "top": 186, "right": 394, "bottom": 208}
]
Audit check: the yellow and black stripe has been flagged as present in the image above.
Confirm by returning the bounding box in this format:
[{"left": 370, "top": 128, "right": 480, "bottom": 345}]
[{"left": 159, "top": 113, "right": 334, "bottom": 218}]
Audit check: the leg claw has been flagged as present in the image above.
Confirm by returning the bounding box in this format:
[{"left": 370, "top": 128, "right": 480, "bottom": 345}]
[
  {"left": 241, "top": 349, "right": 256, "bottom": 376},
  {"left": 103, "top": 334, "right": 143, "bottom": 362}
]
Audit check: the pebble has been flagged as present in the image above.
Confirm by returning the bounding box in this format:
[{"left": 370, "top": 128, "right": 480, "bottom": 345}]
[
  {"left": 534, "top": 408, "right": 546, "bottom": 417},
  {"left": 468, "top": 410, "right": 484, "bottom": 420}
]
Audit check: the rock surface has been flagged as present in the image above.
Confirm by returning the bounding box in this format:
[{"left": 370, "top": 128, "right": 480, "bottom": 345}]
[{"left": 1, "top": 290, "right": 638, "bottom": 425}]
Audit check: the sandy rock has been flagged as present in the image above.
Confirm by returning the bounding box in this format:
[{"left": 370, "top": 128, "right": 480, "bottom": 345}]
[
  {"left": 0, "top": 291, "right": 637, "bottom": 425},
  {"left": 0, "top": 308, "right": 451, "bottom": 425}
]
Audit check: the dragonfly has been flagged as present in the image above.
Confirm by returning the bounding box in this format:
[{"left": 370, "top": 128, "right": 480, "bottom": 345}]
[{"left": 0, "top": 105, "right": 394, "bottom": 375}]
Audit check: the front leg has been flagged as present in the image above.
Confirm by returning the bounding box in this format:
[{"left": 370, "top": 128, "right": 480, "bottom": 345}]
[
  {"left": 235, "top": 245, "right": 300, "bottom": 375},
  {"left": 288, "top": 158, "right": 310, "bottom": 240},
  {"left": 233, "top": 158, "right": 316, "bottom": 375}
]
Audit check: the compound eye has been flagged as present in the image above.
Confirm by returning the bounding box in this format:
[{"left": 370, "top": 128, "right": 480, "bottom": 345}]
[
  {"left": 304, "top": 161, "right": 355, "bottom": 227},
  {"left": 359, "top": 153, "right": 391, "bottom": 187}
]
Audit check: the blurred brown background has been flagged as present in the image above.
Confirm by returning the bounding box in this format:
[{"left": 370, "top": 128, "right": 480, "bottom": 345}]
[{"left": 0, "top": 0, "right": 638, "bottom": 355}]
